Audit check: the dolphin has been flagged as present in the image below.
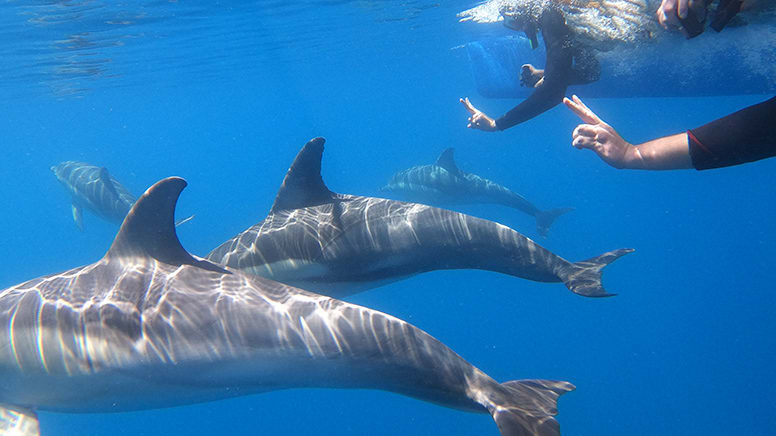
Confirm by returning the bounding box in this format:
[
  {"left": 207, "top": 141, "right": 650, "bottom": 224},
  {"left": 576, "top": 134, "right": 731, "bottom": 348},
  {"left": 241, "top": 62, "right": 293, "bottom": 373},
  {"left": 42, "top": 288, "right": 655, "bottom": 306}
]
[
  {"left": 207, "top": 137, "right": 632, "bottom": 298},
  {"left": 381, "top": 148, "right": 572, "bottom": 236},
  {"left": 0, "top": 177, "right": 574, "bottom": 436},
  {"left": 51, "top": 161, "right": 136, "bottom": 230},
  {"left": 51, "top": 161, "right": 194, "bottom": 230}
]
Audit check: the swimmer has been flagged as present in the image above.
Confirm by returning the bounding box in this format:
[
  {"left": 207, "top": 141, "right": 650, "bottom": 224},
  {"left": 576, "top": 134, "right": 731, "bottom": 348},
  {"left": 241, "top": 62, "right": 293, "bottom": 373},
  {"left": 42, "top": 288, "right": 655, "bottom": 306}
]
[{"left": 461, "top": 1, "right": 600, "bottom": 131}]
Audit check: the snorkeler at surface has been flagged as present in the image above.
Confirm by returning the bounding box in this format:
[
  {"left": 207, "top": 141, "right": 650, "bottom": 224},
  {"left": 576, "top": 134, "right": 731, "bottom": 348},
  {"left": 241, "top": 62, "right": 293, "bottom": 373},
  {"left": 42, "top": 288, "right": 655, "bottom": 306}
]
[{"left": 461, "top": 1, "right": 601, "bottom": 132}]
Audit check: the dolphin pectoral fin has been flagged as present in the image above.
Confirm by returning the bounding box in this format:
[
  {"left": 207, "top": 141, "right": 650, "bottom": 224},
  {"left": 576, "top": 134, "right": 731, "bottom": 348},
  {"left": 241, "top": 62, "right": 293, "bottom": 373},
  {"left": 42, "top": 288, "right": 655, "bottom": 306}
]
[
  {"left": 535, "top": 207, "right": 574, "bottom": 237},
  {"left": 0, "top": 405, "right": 40, "bottom": 436},
  {"left": 487, "top": 379, "right": 574, "bottom": 436},
  {"left": 559, "top": 248, "right": 635, "bottom": 297},
  {"left": 71, "top": 203, "right": 84, "bottom": 231}
]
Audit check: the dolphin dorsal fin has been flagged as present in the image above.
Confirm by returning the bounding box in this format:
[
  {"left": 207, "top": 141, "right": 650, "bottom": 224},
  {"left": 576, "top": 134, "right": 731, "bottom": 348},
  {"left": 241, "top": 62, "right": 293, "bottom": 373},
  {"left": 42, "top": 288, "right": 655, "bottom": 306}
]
[
  {"left": 105, "top": 177, "right": 228, "bottom": 273},
  {"left": 270, "top": 137, "right": 334, "bottom": 213},
  {"left": 99, "top": 167, "right": 119, "bottom": 197},
  {"left": 435, "top": 148, "right": 460, "bottom": 173}
]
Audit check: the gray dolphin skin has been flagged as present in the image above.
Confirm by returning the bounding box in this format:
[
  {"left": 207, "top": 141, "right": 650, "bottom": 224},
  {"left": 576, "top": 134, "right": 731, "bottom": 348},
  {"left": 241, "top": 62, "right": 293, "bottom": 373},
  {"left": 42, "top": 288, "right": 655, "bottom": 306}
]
[
  {"left": 50, "top": 161, "right": 137, "bottom": 231},
  {"left": 207, "top": 138, "right": 632, "bottom": 298},
  {"left": 381, "top": 148, "right": 573, "bottom": 236},
  {"left": 51, "top": 160, "right": 194, "bottom": 231},
  {"left": 0, "top": 177, "right": 574, "bottom": 436}
]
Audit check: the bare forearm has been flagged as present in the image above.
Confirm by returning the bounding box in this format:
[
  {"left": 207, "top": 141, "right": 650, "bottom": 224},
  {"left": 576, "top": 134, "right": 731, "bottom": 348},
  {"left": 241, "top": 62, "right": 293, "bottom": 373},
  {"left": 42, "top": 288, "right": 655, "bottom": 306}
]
[{"left": 630, "top": 133, "right": 693, "bottom": 170}]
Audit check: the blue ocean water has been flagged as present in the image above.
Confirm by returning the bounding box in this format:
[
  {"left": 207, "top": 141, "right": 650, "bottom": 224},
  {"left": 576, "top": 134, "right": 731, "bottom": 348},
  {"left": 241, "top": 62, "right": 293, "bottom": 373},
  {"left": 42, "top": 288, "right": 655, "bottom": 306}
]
[{"left": 0, "top": 1, "right": 774, "bottom": 435}]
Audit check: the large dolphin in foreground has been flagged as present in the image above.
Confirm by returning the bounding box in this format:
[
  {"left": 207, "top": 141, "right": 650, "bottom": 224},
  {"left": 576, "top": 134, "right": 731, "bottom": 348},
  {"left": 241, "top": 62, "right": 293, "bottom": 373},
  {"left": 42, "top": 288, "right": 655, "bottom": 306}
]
[
  {"left": 0, "top": 177, "right": 573, "bottom": 436},
  {"left": 207, "top": 138, "right": 632, "bottom": 298},
  {"left": 381, "top": 148, "right": 573, "bottom": 236},
  {"left": 51, "top": 161, "right": 193, "bottom": 230}
]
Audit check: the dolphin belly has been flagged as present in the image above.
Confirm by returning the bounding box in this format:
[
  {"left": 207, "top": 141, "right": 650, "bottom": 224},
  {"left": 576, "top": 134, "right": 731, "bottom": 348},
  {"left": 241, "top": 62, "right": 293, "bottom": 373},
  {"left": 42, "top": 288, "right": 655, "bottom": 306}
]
[
  {"left": 0, "top": 300, "right": 486, "bottom": 416},
  {"left": 242, "top": 255, "right": 422, "bottom": 297},
  {"left": 4, "top": 351, "right": 477, "bottom": 414}
]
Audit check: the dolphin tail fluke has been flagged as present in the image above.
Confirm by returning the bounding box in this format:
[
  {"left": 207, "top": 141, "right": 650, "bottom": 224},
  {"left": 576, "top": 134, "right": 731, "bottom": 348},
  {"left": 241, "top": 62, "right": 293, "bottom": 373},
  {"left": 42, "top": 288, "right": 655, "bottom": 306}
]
[
  {"left": 559, "top": 248, "right": 635, "bottom": 297},
  {"left": 535, "top": 208, "right": 574, "bottom": 236},
  {"left": 487, "top": 379, "right": 574, "bottom": 436},
  {"left": 0, "top": 405, "right": 40, "bottom": 436}
]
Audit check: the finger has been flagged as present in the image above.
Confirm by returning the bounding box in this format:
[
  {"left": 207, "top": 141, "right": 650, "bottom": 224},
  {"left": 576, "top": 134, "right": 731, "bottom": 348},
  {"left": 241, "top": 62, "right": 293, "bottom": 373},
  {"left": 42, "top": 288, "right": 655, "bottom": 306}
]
[
  {"left": 571, "top": 95, "right": 603, "bottom": 124},
  {"left": 659, "top": 0, "right": 683, "bottom": 27},
  {"left": 563, "top": 95, "right": 599, "bottom": 124},
  {"left": 573, "top": 124, "right": 598, "bottom": 138},
  {"left": 563, "top": 97, "right": 588, "bottom": 121},
  {"left": 657, "top": 7, "right": 668, "bottom": 28},
  {"left": 678, "top": 0, "right": 688, "bottom": 18},
  {"left": 572, "top": 136, "right": 594, "bottom": 150},
  {"left": 662, "top": 0, "right": 676, "bottom": 17},
  {"left": 460, "top": 97, "right": 477, "bottom": 114}
]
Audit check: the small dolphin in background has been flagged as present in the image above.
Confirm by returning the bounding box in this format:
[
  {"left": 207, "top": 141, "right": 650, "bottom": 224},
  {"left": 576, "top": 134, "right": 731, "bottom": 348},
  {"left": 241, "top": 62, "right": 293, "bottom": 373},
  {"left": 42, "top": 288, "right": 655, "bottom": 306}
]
[
  {"left": 51, "top": 160, "right": 194, "bottom": 230},
  {"left": 0, "top": 176, "right": 574, "bottom": 436},
  {"left": 207, "top": 137, "right": 632, "bottom": 299},
  {"left": 381, "top": 148, "right": 573, "bottom": 236},
  {"left": 51, "top": 161, "right": 135, "bottom": 230}
]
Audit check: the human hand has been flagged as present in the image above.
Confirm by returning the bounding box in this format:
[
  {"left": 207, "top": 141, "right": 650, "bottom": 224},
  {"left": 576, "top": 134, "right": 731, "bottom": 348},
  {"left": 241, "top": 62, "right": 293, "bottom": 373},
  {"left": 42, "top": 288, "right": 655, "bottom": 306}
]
[
  {"left": 657, "top": 0, "right": 707, "bottom": 31},
  {"left": 520, "top": 64, "right": 545, "bottom": 88},
  {"left": 460, "top": 97, "right": 498, "bottom": 132},
  {"left": 564, "top": 95, "right": 641, "bottom": 169}
]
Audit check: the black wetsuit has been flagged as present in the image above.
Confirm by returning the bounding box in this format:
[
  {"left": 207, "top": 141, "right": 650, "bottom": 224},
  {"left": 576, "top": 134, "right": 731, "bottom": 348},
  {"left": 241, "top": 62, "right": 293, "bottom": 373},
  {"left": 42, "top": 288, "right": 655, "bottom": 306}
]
[
  {"left": 495, "top": 8, "right": 600, "bottom": 131},
  {"left": 688, "top": 96, "right": 776, "bottom": 170}
]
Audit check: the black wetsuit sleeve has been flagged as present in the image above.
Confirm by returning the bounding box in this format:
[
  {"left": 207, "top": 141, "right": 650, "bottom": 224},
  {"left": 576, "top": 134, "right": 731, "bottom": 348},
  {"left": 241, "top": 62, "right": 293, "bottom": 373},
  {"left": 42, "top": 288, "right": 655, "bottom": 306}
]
[
  {"left": 688, "top": 96, "right": 776, "bottom": 170},
  {"left": 495, "top": 9, "right": 572, "bottom": 131}
]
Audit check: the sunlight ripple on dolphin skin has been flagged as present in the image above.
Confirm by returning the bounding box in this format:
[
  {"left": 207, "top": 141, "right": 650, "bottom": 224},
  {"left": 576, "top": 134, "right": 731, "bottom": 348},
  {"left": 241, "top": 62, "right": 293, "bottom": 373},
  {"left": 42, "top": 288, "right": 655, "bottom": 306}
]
[{"left": 50, "top": 161, "right": 137, "bottom": 230}]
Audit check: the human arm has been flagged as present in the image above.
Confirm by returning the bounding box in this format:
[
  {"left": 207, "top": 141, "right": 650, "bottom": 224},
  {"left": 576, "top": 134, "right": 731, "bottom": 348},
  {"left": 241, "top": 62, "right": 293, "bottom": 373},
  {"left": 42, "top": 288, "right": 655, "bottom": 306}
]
[
  {"left": 687, "top": 96, "right": 776, "bottom": 170},
  {"left": 494, "top": 9, "right": 574, "bottom": 131},
  {"left": 564, "top": 95, "right": 692, "bottom": 170},
  {"left": 459, "top": 81, "right": 568, "bottom": 132},
  {"left": 460, "top": 70, "right": 567, "bottom": 132},
  {"left": 460, "top": 97, "right": 498, "bottom": 132}
]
